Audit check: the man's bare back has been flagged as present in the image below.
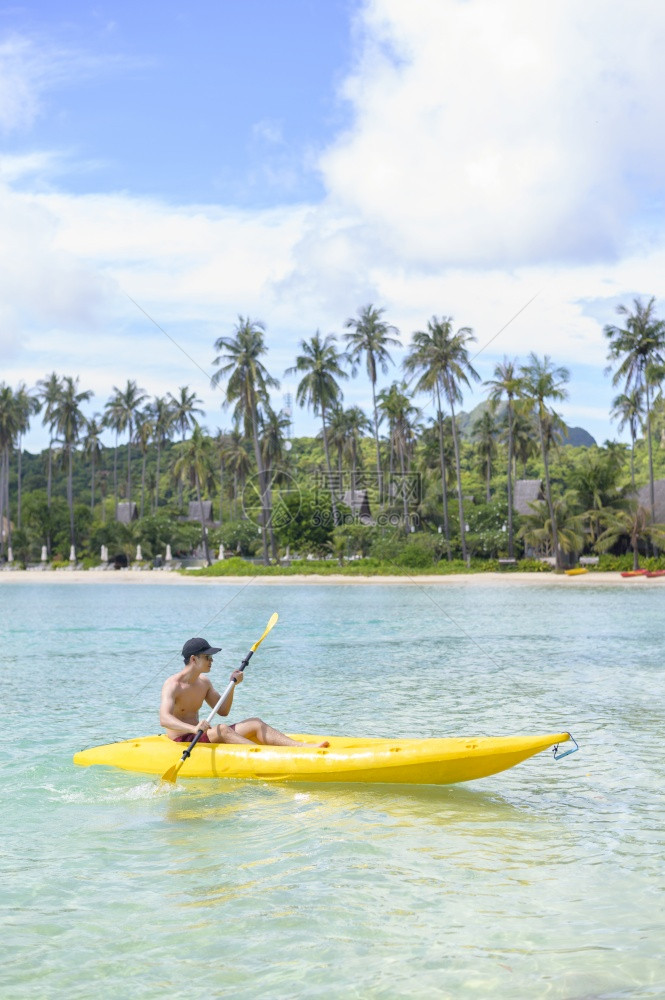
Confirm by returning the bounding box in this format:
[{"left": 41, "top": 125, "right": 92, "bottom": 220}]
[{"left": 160, "top": 636, "right": 329, "bottom": 748}]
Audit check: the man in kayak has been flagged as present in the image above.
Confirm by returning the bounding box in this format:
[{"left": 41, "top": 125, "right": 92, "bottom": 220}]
[{"left": 160, "top": 636, "right": 329, "bottom": 747}]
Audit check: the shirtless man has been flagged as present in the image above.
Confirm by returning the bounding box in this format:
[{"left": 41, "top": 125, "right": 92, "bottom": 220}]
[{"left": 159, "top": 636, "right": 329, "bottom": 747}]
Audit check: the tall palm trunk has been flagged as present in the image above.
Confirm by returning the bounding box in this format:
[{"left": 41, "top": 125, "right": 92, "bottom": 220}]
[
  {"left": 250, "top": 406, "right": 270, "bottom": 565},
  {"left": 90, "top": 451, "right": 96, "bottom": 512},
  {"left": 447, "top": 388, "right": 468, "bottom": 562},
  {"left": 17, "top": 436, "right": 23, "bottom": 529},
  {"left": 6, "top": 450, "right": 12, "bottom": 550},
  {"left": 46, "top": 442, "right": 53, "bottom": 555},
  {"left": 320, "top": 403, "right": 338, "bottom": 525},
  {"left": 0, "top": 448, "right": 6, "bottom": 558},
  {"left": 67, "top": 446, "right": 75, "bottom": 547},
  {"left": 398, "top": 435, "right": 409, "bottom": 532},
  {"left": 113, "top": 435, "right": 118, "bottom": 520},
  {"left": 506, "top": 399, "right": 514, "bottom": 558},
  {"left": 645, "top": 382, "right": 658, "bottom": 556},
  {"left": 177, "top": 431, "right": 185, "bottom": 507},
  {"left": 127, "top": 432, "right": 132, "bottom": 505},
  {"left": 371, "top": 380, "right": 382, "bottom": 504},
  {"left": 140, "top": 451, "right": 147, "bottom": 518},
  {"left": 435, "top": 383, "right": 451, "bottom": 560},
  {"left": 537, "top": 416, "right": 560, "bottom": 569},
  {"left": 195, "top": 473, "right": 211, "bottom": 566},
  {"left": 631, "top": 526, "right": 639, "bottom": 572},
  {"left": 154, "top": 440, "right": 161, "bottom": 513},
  {"left": 388, "top": 420, "right": 395, "bottom": 485},
  {"left": 351, "top": 439, "right": 358, "bottom": 497}
]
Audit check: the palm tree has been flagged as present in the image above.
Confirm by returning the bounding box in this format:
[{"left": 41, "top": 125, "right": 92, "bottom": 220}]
[
  {"left": 518, "top": 494, "right": 586, "bottom": 563},
  {"left": 0, "top": 384, "right": 21, "bottom": 558},
  {"left": 37, "top": 373, "right": 63, "bottom": 543},
  {"left": 286, "top": 332, "right": 348, "bottom": 524},
  {"left": 212, "top": 317, "right": 279, "bottom": 564},
  {"left": 260, "top": 404, "right": 290, "bottom": 480},
  {"left": 52, "top": 377, "right": 93, "bottom": 548},
  {"left": 327, "top": 404, "right": 349, "bottom": 481},
  {"left": 13, "top": 384, "right": 40, "bottom": 530},
  {"left": 149, "top": 396, "right": 175, "bottom": 512},
  {"left": 168, "top": 385, "right": 204, "bottom": 442},
  {"left": 167, "top": 386, "right": 204, "bottom": 509},
  {"left": 405, "top": 317, "right": 479, "bottom": 561},
  {"left": 344, "top": 406, "right": 372, "bottom": 495},
  {"left": 404, "top": 321, "right": 448, "bottom": 557},
  {"left": 596, "top": 502, "right": 665, "bottom": 571},
  {"left": 569, "top": 447, "right": 625, "bottom": 545},
  {"left": 378, "top": 381, "right": 421, "bottom": 530},
  {"left": 134, "top": 408, "right": 154, "bottom": 518},
  {"left": 605, "top": 297, "right": 665, "bottom": 526},
  {"left": 472, "top": 409, "right": 497, "bottom": 503},
  {"left": 520, "top": 353, "right": 570, "bottom": 571},
  {"left": 173, "top": 423, "right": 216, "bottom": 566},
  {"left": 610, "top": 388, "right": 644, "bottom": 488},
  {"left": 485, "top": 359, "right": 523, "bottom": 557},
  {"left": 214, "top": 428, "right": 231, "bottom": 523},
  {"left": 103, "top": 390, "right": 124, "bottom": 518},
  {"left": 511, "top": 402, "right": 539, "bottom": 477},
  {"left": 110, "top": 380, "right": 148, "bottom": 506},
  {"left": 83, "top": 415, "right": 104, "bottom": 513},
  {"left": 344, "top": 305, "right": 401, "bottom": 502},
  {"left": 220, "top": 426, "right": 252, "bottom": 519}
]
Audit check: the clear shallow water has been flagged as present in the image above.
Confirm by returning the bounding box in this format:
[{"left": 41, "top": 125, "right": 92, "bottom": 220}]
[{"left": 1, "top": 580, "right": 663, "bottom": 999}]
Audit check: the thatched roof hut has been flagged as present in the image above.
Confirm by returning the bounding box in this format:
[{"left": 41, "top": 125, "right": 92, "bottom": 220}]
[
  {"left": 342, "top": 489, "right": 372, "bottom": 523},
  {"left": 188, "top": 500, "right": 214, "bottom": 523},
  {"left": 116, "top": 502, "right": 138, "bottom": 523},
  {"left": 513, "top": 479, "right": 544, "bottom": 515}
]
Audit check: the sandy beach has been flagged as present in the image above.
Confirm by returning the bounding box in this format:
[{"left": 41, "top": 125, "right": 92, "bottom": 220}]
[{"left": 0, "top": 569, "right": 653, "bottom": 586}]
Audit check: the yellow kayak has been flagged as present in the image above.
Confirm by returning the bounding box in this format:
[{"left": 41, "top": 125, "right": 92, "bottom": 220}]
[{"left": 73, "top": 732, "right": 574, "bottom": 786}]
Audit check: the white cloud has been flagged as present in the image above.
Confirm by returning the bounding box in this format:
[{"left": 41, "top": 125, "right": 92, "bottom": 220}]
[{"left": 315, "top": 0, "right": 665, "bottom": 268}]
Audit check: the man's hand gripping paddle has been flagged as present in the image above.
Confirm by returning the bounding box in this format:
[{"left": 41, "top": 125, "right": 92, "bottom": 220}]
[{"left": 161, "top": 612, "right": 279, "bottom": 785}]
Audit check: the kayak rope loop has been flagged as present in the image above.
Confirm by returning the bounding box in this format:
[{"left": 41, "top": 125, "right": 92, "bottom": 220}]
[{"left": 553, "top": 735, "right": 579, "bottom": 760}]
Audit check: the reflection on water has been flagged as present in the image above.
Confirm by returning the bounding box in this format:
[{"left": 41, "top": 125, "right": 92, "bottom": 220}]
[{"left": 1, "top": 582, "right": 664, "bottom": 998}]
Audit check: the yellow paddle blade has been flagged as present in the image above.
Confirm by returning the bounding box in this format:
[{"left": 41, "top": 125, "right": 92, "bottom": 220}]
[
  {"left": 250, "top": 612, "right": 278, "bottom": 652},
  {"left": 161, "top": 752, "right": 190, "bottom": 784}
]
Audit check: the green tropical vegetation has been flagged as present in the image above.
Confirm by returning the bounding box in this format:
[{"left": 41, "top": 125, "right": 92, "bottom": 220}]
[{"left": 2, "top": 298, "right": 665, "bottom": 574}]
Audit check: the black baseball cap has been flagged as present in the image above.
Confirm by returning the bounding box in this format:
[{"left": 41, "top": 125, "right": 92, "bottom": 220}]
[{"left": 182, "top": 637, "right": 222, "bottom": 660}]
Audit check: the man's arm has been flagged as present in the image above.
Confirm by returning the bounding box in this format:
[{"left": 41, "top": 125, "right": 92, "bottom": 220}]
[
  {"left": 205, "top": 671, "right": 243, "bottom": 717},
  {"left": 159, "top": 680, "right": 206, "bottom": 735}
]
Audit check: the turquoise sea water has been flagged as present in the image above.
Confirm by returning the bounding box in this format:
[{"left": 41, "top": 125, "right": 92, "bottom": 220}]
[{"left": 1, "top": 580, "right": 664, "bottom": 999}]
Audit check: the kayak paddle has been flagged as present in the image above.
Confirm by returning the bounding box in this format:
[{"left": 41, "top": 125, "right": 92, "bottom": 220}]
[{"left": 161, "top": 612, "right": 279, "bottom": 785}]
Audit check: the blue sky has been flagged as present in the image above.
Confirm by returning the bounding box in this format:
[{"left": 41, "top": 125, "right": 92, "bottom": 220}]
[
  {"left": 3, "top": 1, "right": 354, "bottom": 205},
  {"left": 2, "top": 0, "right": 665, "bottom": 452}
]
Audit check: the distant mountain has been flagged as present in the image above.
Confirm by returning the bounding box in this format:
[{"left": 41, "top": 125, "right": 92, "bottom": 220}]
[
  {"left": 561, "top": 425, "right": 596, "bottom": 447},
  {"left": 456, "top": 400, "right": 596, "bottom": 447}
]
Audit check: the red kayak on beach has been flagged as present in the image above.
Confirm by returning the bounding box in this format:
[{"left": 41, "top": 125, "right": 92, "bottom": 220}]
[{"left": 621, "top": 570, "right": 648, "bottom": 577}]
